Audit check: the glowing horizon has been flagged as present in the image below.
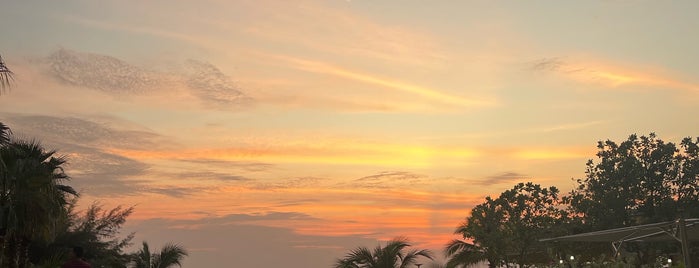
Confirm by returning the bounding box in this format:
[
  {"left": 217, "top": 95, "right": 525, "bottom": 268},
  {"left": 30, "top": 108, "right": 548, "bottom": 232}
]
[{"left": 2, "top": 1, "right": 699, "bottom": 267}]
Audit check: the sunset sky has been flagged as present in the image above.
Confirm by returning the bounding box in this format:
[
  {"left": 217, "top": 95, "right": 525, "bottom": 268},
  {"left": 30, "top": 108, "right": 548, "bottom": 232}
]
[{"left": 2, "top": 1, "right": 699, "bottom": 267}]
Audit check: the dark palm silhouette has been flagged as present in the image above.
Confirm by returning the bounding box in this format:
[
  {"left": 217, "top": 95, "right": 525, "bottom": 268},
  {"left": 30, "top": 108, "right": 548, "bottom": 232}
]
[
  {"left": 0, "top": 139, "right": 78, "bottom": 267},
  {"left": 444, "top": 239, "right": 486, "bottom": 268},
  {"left": 133, "top": 241, "right": 188, "bottom": 268},
  {"left": 0, "top": 54, "right": 13, "bottom": 93},
  {"left": 0, "top": 52, "right": 14, "bottom": 154},
  {"left": 334, "top": 237, "right": 433, "bottom": 268}
]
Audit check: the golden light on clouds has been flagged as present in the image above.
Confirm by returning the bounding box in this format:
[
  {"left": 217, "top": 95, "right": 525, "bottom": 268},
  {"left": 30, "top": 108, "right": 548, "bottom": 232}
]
[
  {"left": 106, "top": 139, "right": 481, "bottom": 167},
  {"left": 548, "top": 58, "right": 699, "bottom": 92},
  {"left": 511, "top": 147, "right": 592, "bottom": 160},
  {"left": 263, "top": 54, "right": 496, "bottom": 108},
  {"left": 108, "top": 184, "right": 474, "bottom": 250},
  {"left": 6, "top": 0, "right": 699, "bottom": 266}
]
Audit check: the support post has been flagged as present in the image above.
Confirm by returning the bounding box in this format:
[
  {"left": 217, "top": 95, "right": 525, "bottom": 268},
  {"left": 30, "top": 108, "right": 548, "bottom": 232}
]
[{"left": 678, "top": 217, "right": 691, "bottom": 267}]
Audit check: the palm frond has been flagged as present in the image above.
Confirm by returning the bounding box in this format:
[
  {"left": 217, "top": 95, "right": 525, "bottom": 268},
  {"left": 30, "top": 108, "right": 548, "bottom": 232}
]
[
  {"left": 0, "top": 122, "right": 10, "bottom": 145},
  {"left": 399, "top": 249, "right": 433, "bottom": 268},
  {"left": 444, "top": 240, "right": 486, "bottom": 268},
  {"left": 0, "top": 54, "right": 14, "bottom": 93},
  {"left": 156, "top": 242, "right": 188, "bottom": 268},
  {"left": 134, "top": 241, "right": 151, "bottom": 268},
  {"left": 337, "top": 237, "right": 433, "bottom": 268},
  {"left": 334, "top": 258, "right": 360, "bottom": 268}
]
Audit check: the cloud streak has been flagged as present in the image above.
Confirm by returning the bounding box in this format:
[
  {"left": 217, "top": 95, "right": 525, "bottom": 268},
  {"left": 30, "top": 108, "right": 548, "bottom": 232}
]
[
  {"left": 105, "top": 139, "right": 481, "bottom": 167},
  {"left": 474, "top": 172, "right": 529, "bottom": 186},
  {"left": 533, "top": 57, "right": 699, "bottom": 92},
  {"left": 266, "top": 54, "right": 496, "bottom": 108}
]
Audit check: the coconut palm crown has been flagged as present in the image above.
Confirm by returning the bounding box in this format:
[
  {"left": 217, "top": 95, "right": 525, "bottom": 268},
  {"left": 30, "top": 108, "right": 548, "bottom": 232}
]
[
  {"left": 334, "top": 237, "right": 433, "bottom": 268},
  {"left": 133, "top": 241, "right": 188, "bottom": 268},
  {"left": 0, "top": 54, "right": 14, "bottom": 92}
]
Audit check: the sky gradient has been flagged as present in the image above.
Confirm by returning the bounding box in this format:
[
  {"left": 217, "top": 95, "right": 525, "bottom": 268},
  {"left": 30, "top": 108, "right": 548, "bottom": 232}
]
[{"left": 2, "top": 1, "right": 699, "bottom": 267}]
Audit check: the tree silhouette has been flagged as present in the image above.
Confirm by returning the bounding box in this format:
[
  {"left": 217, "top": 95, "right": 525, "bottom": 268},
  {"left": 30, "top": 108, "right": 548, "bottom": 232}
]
[
  {"left": 0, "top": 54, "right": 13, "bottom": 93},
  {"left": 0, "top": 139, "right": 77, "bottom": 267},
  {"left": 565, "top": 133, "right": 699, "bottom": 264},
  {"left": 133, "top": 241, "right": 188, "bottom": 268},
  {"left": 444, "top": 239, "right": 486, "bottom": 268},
  {"left": 334, "top": 237, "right": 433, "bottom": 268},
  {"left": 448, "top": 183, "right": 567, "bottom": 268}
]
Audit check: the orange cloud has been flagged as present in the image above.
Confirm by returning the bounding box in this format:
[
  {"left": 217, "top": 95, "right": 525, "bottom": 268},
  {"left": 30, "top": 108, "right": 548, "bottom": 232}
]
[
  {"left": 538, "top": 57, "right": 699, "bottom": 92},
  {"left": 511, "top": 147, "right": 592, "bottom": 160},
  {"left": 258, "top": 53, "right": 496, "bottom": 108},
  {"left": 527, "top": 120, "right": 608, "bottom": 133},
  {"left": 105, "top": 139, "right": 480, "bottom": 167},
  {"left": 230, "top": 0, "right": 446, "bottom": 66},
  {"left": 105, "top": 182, "right": 480, "bottom": 252}
]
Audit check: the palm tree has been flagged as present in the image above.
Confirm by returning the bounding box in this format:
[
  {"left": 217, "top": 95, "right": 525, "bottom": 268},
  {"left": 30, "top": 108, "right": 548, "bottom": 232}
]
[
  {"left": 0, "top": 53, "right": 14, "bottom": 222},
  {"left": 133, "top": 241, "right": 188, "bottom": 268},
  {"left": 0, "top": 54, "right": 13, "bottom": 93},
  {"left": 0, "top": 139, "right": 77, "bottom": 268},
  {"left": 0, "top": 123, "right": 9, "bottom": 146},
  {"left": 1, "top": 140, "right": 77, "bottom": 267},
  {"left": 444, "top": 239, "right": 486, "bottom": 268},
  {"left": 334, "top": 237, "right": 433, "bottom": 268}
]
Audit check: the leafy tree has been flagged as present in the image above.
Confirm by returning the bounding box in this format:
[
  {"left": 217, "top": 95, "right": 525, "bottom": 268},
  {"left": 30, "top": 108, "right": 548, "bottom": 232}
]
[
  {"left": 31, "top": 202, "right": 134, "bottom": 268},
  {"left": 448, "top": 183, "right": 567, "bottom": 268},
  {"left": 132, "top": 241, "right": 188, "bottom": 268},
  {"left": 0, "top": 138, "right": 136, "bottom": 268},
  {"left": 674, "top": 137, "right": 699, "bottom": 216},
  {"left": 565, "top": 133, "right": 699, "bottom": 264},
  {"left": 31, "top": 202, "right": 135, "bottom": 268},
  {"left": 69, "top": 203, "right": 135, "bottom": 267},
  {"left": 334, "top": 237, "right": 433, "bottom": 268},
  {"left": 446, "top": 196, "right": 502, "bottom": 268},
  {"left": 566, "top": 133, "right": 682, "bottom": 229}
]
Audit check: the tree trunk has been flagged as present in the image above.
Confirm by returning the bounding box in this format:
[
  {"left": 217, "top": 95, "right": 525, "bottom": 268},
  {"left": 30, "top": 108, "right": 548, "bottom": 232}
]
[
  {"left": 3, "top": 234, "right": 18, "bottom": 268},
  {"left": 16, "top": 237, "right": 28, "bottom": 268}
]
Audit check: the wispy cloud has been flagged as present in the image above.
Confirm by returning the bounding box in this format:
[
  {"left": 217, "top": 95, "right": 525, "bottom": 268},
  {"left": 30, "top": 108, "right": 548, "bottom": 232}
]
[
  {"left": 265, "top": 54, "right": 496, "bottom": 108},
  {"left": 184, "top": 59, "right": 253, "bottom": 107},
  {"left": 526, "top": 120, "right": 608, "bottom": 133},
  {"left": 105, "top": 139, "right": 480, "bottom": 167},
  {"left": 532, "top": 57, "right": 699, "bottom": 92},
  {"left": 234, "top": 0, "right": 447, "bottom": 67},
  {"left": 510, "top": 147, "right": 592, "bottom": 160},
  {"left": 174, "top": 159, "right": 274, "bottom": 172},
  {"left": 0, "top": 113, "right": 218, "bottom": 198},
  {"left": 252, "top": 177, "right": 324, "bottom": 190},
  {"left": 171, "top": 171, "right": 250, "bottom": 182},
  {"left": 350, "top": 171, "right": 428, "bottom": 189},
  {"left": 47, "top": 48, "right": 160, "bottom": 94},
  {"left": 474, "top": 172, "right": 529, "bottom": 186},
  {"left": 59, "top": 14, "right": 209, "bottom": 49},
  {"left": 41, "top": 49, "right": 252, "bottom": 108},
  {"left": 1, "top": 113, "right": 167, "bottom": 150}
]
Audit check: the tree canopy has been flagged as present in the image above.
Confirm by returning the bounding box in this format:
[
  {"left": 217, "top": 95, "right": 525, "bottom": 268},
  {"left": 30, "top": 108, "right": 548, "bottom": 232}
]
[
  {"left": 566, "top": 133, "right": 699, "bottom": 228},
  {"left": 447, "top": 183, "right": 567, "bottom": 268},
  {"left": 446, "top": 133, "right": 699, "bottom": 267}
]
